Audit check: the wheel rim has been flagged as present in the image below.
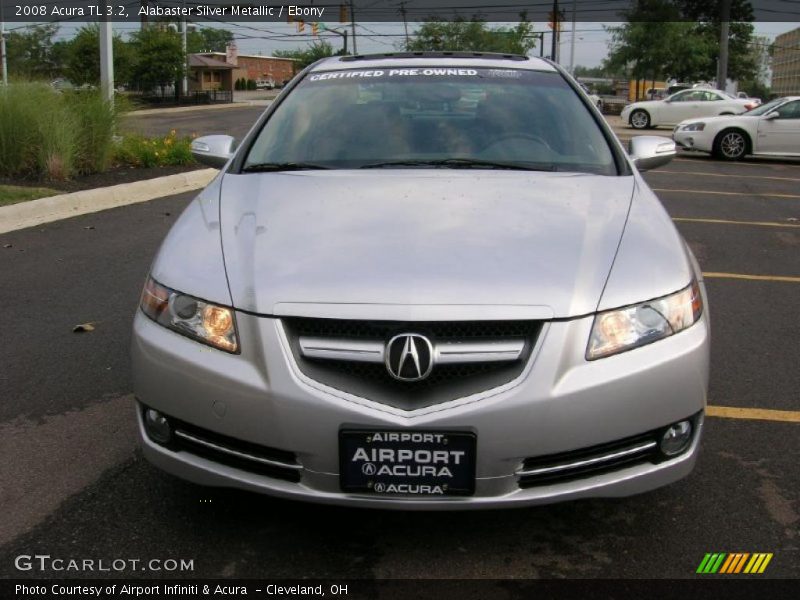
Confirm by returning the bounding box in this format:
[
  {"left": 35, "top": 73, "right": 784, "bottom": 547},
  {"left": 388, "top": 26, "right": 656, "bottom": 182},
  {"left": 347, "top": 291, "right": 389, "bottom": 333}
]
[
  {"left": 721, "top": 132, "right": 745, "bottom": 157},
  {"left": 631, "top": 111, "right": 648, "bottom": 128}
]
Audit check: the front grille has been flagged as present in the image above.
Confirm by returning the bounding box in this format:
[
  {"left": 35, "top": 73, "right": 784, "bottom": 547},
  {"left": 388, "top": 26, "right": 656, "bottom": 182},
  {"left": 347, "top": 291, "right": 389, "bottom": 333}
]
[
  {"left": 283, "top": 318, "right": 541, "bottom": 410},
  {"left": 168, "top": 417, "right": 302, "bottom": 483},
  {"left": 517, "top": 430, "right": 665, "bottom": 488}
]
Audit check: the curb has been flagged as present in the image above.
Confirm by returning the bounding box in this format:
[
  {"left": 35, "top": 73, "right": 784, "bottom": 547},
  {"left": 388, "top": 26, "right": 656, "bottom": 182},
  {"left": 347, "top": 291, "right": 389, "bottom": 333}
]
[
  {"left": 0, "top": 169, "right": 218, "bottom": 235},
  {"left": 129, "top": 100, "right": 273, "bottom": 116}
]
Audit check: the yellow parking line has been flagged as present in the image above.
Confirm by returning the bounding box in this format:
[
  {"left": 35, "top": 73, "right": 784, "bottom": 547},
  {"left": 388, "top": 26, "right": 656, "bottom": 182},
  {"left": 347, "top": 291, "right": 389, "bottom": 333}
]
[
  {"left": 653, "top": 188, "right": 800, "bottom": 200},
  {"left": 674, "top": 217, "right": 800, "bottom": 228},
  {"left": 703, "top": 272, "right": 800, "bottom": 283},
  {"left": 655, "top": 170, "right": 800, "bottom": 183},
  {"left": 707, "top": 406, "right": 800, "bottom": 423}
]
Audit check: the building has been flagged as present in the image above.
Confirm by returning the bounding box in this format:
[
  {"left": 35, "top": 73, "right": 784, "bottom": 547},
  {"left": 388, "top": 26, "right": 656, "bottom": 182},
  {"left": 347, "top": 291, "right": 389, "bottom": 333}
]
[
  {"left": 188, "top": 54, "right": 235, "bottom": 92},
  {"left": 771, "top": 27, "right": 800, "bottom": 96},
  {"left": 203, "top": 51, "right": 298, "bottom": 87}
]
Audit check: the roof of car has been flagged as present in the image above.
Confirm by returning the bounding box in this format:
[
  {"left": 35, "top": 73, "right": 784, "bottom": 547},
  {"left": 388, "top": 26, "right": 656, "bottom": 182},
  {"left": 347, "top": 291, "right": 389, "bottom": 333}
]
[{"left": 310, "top": 52, "right": 557, "bottom": 73}]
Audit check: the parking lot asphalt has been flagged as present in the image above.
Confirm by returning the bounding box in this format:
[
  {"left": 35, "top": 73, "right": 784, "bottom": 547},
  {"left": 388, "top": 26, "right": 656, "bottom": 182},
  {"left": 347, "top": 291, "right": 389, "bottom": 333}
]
[{"left": 1, "top": 120, "right": 798, "bottom": 580}]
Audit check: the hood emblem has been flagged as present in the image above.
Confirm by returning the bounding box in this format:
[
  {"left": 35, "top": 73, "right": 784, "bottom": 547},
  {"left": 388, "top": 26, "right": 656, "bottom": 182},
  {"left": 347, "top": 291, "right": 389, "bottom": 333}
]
[{"left": 385, "top": 334, "right": 434, "bottom": 381}]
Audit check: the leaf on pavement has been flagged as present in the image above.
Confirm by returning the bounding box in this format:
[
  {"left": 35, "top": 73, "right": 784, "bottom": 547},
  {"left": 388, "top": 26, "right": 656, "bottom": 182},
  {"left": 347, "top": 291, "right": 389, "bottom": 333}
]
[{"left": 72, "top": 323, "right": 96, "bottom": 333}]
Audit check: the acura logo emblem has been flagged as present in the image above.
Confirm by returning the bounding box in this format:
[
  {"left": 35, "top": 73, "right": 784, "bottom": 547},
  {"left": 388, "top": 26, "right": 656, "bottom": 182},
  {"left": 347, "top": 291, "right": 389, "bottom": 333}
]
[{"left": 385, "top": 333, "right": 434, "bottom": 381}]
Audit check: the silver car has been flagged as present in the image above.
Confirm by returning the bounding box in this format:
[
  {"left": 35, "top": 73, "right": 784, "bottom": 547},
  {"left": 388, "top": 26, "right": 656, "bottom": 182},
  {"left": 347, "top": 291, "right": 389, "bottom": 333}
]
[{"left": 132, "top": 53, "right": 710, "bottom": 509}]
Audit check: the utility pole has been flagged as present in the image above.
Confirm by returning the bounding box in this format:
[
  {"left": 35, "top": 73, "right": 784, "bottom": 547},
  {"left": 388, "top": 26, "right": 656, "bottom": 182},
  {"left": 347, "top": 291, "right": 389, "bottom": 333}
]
[
  {"left": 181, "top": 0, "right": 188, "bottom": 97},
  {"left": 99, "top": 1, "right": 114, "bottom": 105},
  {"left": 550, "top": 0, "right": 559, "bottom": 62},
  {"left": 398, "top": 1, "right": 410, "bottom": 48},
  {"left": 717, "top": 0, "right": 731, "bottom": 91},
  {"left": 568, "top": 0, "right": 576, "bottom": 73},
  {"left": 1, "top": 1, "right": 8, "bottom": 85},
  {"left": 349, "top": 0, "right": 357, "bottom": 54}
]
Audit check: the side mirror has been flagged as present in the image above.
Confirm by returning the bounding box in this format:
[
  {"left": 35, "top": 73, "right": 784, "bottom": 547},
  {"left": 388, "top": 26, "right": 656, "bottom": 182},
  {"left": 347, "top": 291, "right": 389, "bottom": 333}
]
[
  {"left": 191, "top": 135, "right": 236, "bottom": 168},
  {"left": 764, "top": 111, "right": 779, "bottom": 120},
  {"left": 629, "top": 136, "right": 676, "bottom": 171}
]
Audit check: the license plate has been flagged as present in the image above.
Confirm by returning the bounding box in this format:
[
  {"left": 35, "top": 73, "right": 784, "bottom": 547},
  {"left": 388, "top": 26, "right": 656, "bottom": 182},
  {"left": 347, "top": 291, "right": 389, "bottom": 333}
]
[{"left": 339, "top": 429, "right": 476, "bottom": 496}]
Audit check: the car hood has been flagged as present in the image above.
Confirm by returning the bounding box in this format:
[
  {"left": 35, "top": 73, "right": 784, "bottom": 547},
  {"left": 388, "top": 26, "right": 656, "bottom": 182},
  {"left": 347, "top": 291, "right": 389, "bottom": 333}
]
[
  {"left": 218, "top": 171, "right": 635, "bottom": 319},
  {"left": 678, "top": 114, "right": 752, "bottom": 126}
]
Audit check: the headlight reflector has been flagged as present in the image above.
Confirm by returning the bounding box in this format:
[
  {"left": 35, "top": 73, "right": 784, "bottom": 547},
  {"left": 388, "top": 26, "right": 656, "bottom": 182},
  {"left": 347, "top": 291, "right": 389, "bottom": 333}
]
[
  {"left": 681, "top": 122, "right": 705, "bottom": 132},
  {"left": 140, "top": 278, "right": 239, "bottom": 353},
  {"left": 587, "top": 280, "right": 702, "bottom": 360}
]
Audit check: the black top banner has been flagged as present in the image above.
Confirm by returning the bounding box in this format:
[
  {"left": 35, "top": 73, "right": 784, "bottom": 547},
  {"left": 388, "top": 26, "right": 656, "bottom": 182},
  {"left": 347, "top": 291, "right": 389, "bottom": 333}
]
[
  {"left": 0, "top": 0, "right": 799, "bottom": 23},
  {"left": 4, "top": 579, "right": 800, "bottom": 600}
]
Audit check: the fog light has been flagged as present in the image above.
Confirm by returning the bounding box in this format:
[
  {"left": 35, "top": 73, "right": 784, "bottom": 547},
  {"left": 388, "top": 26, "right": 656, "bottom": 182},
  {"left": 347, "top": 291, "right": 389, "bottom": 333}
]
[
  {"left": 144, "top": 408, "right": 172, "bottom": 444},
  {"left": 660, "top": 420, "right": 692, "bottom": 456}
]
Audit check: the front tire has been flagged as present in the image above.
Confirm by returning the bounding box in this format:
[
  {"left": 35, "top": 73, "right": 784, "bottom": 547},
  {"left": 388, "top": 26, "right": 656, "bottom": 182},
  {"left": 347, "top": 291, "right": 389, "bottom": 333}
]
[
  {"left": 630, "top": 109, "right": 651, "bottom": 130},
  {"left": 713, "top": 129, "right": 750, "bottom": 160}
]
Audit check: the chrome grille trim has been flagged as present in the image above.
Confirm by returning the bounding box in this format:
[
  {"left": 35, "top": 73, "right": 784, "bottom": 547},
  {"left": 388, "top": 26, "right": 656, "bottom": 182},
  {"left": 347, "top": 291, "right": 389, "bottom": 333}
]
[
  {"left": 516, "top": 441, "right": 657, "bottom": 477},
  {"left": 298, "top": 336, "right": 524, "bottom": 365},
  {"left": 299, "top": 337, "right": 384, "bottom": 363},
  {"left": 173, "top": 430, "right": 303, "bottom": 471}
]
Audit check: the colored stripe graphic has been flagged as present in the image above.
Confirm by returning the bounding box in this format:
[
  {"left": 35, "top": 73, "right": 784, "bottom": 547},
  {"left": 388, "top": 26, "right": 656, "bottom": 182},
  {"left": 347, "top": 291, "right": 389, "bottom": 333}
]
[{"left": 698, "top": 553, "right": 773, "bottom": 574}]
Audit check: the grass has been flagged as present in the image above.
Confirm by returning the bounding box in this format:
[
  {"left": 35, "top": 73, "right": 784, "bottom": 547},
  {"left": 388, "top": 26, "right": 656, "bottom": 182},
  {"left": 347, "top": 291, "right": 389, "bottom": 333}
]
[
  {"left": 0, "top": 184, "right": 61, "bottom": 206},
  {"left": 0, "top": 82, "right": 120, "bottom": 180}
]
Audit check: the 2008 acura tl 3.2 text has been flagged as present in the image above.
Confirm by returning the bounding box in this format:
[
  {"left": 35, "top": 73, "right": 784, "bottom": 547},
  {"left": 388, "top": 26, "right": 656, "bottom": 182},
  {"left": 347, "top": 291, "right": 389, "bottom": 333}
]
[{"left": 131, "top": 53, "right": 710, "bottom": 509}]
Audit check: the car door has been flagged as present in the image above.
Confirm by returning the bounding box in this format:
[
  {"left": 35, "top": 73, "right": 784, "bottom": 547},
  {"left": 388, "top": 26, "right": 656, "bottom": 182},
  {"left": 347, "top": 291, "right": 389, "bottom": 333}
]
[{"left": 756, "top": 100, "right": 800, "bottom": 155}]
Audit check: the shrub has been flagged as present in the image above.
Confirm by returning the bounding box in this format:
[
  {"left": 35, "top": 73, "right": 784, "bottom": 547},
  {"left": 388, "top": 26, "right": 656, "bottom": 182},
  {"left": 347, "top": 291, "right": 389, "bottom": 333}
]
[
  {"left": 114, "top": 129, "right": 196, "bottom": 168},
  {"left": 247, "top": 79, "right": 257, "bottom": 90},
  {"left": 0, "top": 83, "right": 122, "bottom": 180}
]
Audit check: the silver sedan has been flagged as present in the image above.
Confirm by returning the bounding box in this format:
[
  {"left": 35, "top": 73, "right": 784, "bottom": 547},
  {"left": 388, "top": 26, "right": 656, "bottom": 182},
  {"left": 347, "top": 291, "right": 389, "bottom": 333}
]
[{"left": 132, "top": 53, "right": 709, "bottom": 509}]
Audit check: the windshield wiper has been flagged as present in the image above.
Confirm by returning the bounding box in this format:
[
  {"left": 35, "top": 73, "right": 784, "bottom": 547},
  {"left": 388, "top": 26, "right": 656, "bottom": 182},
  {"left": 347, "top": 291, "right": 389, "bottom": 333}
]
[
  {"left": 241, "top": 162, "right": 331, "bottom": 172},
  {"left": 360, "top": 158, "right": 557, "bottom": 171}
]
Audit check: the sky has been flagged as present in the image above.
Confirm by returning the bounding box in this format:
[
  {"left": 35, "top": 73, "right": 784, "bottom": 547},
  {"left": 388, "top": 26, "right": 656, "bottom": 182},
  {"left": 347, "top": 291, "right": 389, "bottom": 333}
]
[
  {"left": 9, "top": 16, "right": 799, "bottom": 71},
  {"left": 44, "top": 20, "right": 800, "bottom": 70}
]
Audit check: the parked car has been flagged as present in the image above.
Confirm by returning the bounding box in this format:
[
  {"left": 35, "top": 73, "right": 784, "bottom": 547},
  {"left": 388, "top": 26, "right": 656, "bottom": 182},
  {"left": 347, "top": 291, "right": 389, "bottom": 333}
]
[
  {"left": 133, "top": 52, "right": 708, "bottom": 509},
  {"left": 579, "top": 82, "right": 603, "bottom": 110},
  {"left": 736, "top": 91, "right": 762, "bottom": 105},
  {"left": 255, "top": 79, "right": 275, "bottom": 90},
  {"left": 673, "top": 96, "right": 800, "bottom": 160},
  {"left": 622, "top": 88, "right": 756, "bottom": 129}
]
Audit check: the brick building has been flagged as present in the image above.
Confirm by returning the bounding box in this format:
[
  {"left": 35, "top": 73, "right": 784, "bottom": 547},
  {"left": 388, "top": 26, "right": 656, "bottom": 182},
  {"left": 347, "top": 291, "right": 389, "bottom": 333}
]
[
  {"left": 772, "top": 27, "right": 800, "bottom": 96},
  {"left": 204, "top": 51, "right": 298, "bottom": 87}
]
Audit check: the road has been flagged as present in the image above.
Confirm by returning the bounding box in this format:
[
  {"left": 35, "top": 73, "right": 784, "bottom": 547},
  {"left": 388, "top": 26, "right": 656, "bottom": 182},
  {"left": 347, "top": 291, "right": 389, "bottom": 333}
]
[{"left": 1, "top": 109, "right": 798, "bottom": 580}]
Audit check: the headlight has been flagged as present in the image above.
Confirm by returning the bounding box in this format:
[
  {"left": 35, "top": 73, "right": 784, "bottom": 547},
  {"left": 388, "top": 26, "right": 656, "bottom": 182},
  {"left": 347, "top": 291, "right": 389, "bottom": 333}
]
[
  {"left": 140, "top": 277, "right": 239, "bottom": 353},
  {"left": 587, "top": 280, "right": 702, "bottom": 360},
  {"left": 681, "top": 122, "right": 706, "bottom": 132}
]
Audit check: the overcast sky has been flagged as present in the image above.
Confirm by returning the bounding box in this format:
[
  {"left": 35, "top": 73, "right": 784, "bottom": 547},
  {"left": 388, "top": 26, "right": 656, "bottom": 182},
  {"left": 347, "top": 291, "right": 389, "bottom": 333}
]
[{"left": 38, "top": 19, "right": 800, "bottom": 70}]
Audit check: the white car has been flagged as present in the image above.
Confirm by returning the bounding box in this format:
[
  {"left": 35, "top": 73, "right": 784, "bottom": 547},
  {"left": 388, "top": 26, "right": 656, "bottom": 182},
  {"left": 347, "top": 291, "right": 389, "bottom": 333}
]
[
  {"left": 673, "top": 96, "right": 800, "bottom": 160},
  {"left": 622, "top": 88, "right": 756, "bottom": 130}
]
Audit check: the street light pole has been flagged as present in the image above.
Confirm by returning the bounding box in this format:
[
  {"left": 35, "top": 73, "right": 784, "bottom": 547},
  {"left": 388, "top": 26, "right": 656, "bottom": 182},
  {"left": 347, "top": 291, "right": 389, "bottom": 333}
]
[
  {"left": 1, "top": 1, "right": 8, "bottom": 86},
  {"left": 99, "top": 1, "right": 114, "bottom": 104}
]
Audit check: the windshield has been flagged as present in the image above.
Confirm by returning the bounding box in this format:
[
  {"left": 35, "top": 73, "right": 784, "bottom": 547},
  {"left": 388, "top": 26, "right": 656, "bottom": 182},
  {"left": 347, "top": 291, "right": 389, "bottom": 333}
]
[
  {"left": 243, "top": 67, "right": 617, "bottom": 175},
  {"left": 745, "top": 98, "right": 786, "bottom": 116}
]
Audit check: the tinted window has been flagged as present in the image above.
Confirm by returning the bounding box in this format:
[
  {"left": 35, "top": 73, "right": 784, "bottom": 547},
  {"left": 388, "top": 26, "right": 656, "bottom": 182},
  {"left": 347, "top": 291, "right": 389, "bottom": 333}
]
[
  {"left": 776, "top": 101, "right": 800, "bottom": 119},
  {"left": 244, "top": 67, "right": 617, "bottom": 175}
]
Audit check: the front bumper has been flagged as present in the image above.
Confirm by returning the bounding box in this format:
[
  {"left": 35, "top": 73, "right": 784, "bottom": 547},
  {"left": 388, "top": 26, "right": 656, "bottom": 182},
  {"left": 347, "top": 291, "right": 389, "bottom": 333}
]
[
  {"left": 132, "top": 307, "right": 710, "bottom": 509},
  {"left": 673, "top": 128, "right": 713, "bottom": 152}
]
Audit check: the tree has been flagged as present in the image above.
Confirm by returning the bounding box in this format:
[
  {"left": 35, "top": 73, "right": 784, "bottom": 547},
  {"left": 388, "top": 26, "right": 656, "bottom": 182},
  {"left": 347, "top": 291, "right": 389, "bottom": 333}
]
[
  {"left": 274, "top": 41, "right": 339, "bottom": 70},
  {"left": 64, "top": 25, "right": 133, "bottom": 86},
  {"left": 5, "top": 24, "right": 60, "bottom": 79},
  {"left": 129, "top": 27, "right": 185, "bottom": 93},
  {"left": 405, "top": 16, "right": 537, "bottom": 55},
  {"left": 605, "top": 0, "right": 756, "bottom": 84},
  {"left": 187, "top": 27, "right": 234, "bottom": 54}
]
